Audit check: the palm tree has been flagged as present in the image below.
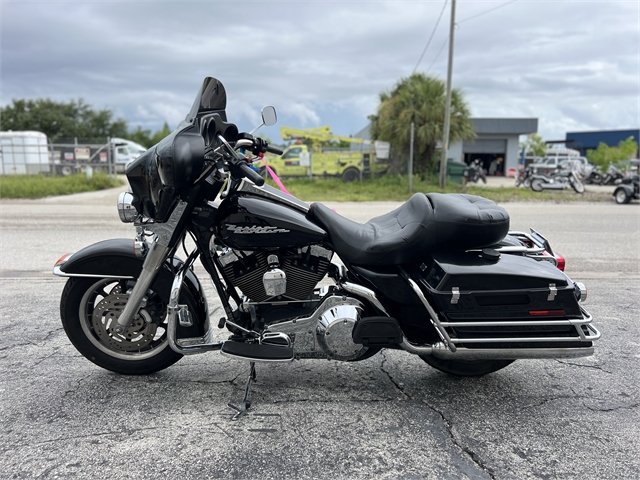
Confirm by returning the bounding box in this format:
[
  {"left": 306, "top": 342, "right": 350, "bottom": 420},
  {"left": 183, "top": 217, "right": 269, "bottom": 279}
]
[{"left": 370, "top": 74, "right": 475, "bottom": 177}]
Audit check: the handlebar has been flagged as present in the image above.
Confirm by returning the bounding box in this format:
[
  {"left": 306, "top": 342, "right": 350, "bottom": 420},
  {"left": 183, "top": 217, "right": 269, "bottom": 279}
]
[
  {"left": 265, "top": 144, "right": 283, "bottom": 155},
  {"left": 238, "top": 161, "right": 265, "bottom": 186}
]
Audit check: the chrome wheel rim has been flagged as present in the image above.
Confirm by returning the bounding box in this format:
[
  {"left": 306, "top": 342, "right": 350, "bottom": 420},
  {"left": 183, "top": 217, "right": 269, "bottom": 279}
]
[{"left": 79, "top": 279, "right": 169, "bottom": 360}]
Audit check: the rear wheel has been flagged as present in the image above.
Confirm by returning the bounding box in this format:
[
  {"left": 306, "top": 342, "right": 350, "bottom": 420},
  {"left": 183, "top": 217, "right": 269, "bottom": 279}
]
[
  {"left": 342, "top": 167, "right": 361, "bottom": 183},
  {"left": 530, "top": 178, "right": 545, "bottom": 192},
  {"left": 421, "top": 356, "right": 514, "bottom": 376},
  {"left": 60, "top": 273, "right": 200, "bottom": 375},
  {"left": 614, "top": 188, "right": 631, "bottom": 204}
]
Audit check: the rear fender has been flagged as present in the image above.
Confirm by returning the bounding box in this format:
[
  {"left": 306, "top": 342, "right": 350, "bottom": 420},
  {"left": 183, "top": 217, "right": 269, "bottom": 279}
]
[
  {"left": 54, "top": 238, "right": 208, "bottom": 333},
  {"left": 613, "top": 185, "right": 634, "bottom": 196}
]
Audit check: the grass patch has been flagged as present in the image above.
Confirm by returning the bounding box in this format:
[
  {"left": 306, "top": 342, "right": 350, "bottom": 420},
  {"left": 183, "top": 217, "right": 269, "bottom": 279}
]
[
  {"left": 265, "top": 175, "right": 611, "bottom": 203},
  {"left": 0, "top": 173, "right": 123, "bottom": 199}
]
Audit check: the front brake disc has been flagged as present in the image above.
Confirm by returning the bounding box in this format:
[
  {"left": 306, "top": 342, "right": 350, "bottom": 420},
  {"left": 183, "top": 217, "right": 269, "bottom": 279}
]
[{"left": 92, "top": 293, "right": 158, "bottom": 352}]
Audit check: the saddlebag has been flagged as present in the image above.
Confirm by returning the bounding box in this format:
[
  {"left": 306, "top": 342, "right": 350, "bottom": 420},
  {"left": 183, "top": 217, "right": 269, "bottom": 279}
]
[{"left": 417, "top": 251, "right": 597, "bottom": 349}]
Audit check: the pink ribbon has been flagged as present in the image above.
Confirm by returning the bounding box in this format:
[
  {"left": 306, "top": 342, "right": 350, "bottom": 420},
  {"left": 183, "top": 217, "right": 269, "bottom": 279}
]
[{"left": 261, "top": 158, "right": 292, "bottom": 196}]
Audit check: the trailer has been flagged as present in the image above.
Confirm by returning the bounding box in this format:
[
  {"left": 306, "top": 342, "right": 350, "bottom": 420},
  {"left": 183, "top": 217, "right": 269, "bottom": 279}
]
[{"left": 0, "top": 131, "right": 51, "bottom": 175}]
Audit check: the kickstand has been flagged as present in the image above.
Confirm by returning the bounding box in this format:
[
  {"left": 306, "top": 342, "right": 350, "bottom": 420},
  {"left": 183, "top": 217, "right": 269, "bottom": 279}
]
[{"left": 228, "top": 362, "right": 257, "bottom": 420}]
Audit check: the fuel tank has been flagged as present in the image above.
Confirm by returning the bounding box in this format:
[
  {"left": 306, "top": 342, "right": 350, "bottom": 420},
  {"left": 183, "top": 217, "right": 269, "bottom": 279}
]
[{"left": 215, "top": 193, "right": 327, "bottom": 250}]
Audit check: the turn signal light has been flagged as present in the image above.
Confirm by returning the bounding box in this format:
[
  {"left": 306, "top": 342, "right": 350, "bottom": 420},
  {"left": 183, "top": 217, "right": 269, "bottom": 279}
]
[{"left": 54, "top": 253, "right": 72, "bottom": 267}]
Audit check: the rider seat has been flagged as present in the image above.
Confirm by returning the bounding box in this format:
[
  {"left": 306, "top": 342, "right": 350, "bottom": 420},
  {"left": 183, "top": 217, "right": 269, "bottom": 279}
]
[{"left": 308, "top": 193, "right": 510, "bottom": 266}]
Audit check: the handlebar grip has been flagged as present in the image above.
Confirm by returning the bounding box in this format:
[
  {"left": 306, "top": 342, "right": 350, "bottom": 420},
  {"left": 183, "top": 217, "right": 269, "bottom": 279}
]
[
  {"left": 239, "top": 162, "right": 265, "bottom": 186},
  {"left": 266, "top": 144, "right": 283, "bottom": 155}
]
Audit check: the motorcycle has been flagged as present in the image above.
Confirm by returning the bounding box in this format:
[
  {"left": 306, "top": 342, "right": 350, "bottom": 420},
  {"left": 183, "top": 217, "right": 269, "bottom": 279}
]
[
  {"left": 601, "top": 164, "right": 624, "bottom": 185},
  {"left": 582, "top": 164, "right": 604, "bottom": 185},
  {"left": 515, "top": 165, "right": 533, "bottom": 188},
  {"left": 613, "top": 173, "right": 640, "bottom": 204},
  {"left": 54, "top": 77, "right": 599, "bottom": 419},
  {"left": 529, "top": 165, "right": 585, "bottom": 193},
  {"left": 464, "top": 159, "right": 487, "bottom": 184}
]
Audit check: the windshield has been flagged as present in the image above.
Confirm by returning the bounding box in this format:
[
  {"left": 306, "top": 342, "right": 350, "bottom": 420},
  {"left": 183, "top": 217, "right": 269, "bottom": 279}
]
[{"left": 186, "top": 77, "right": 227, "bottom": 121}]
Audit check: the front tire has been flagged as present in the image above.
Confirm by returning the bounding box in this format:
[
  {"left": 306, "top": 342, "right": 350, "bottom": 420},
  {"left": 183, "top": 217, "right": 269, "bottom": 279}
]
[
  {"left": 60, "top": 274, "right": 199, "bottom": 375},
  {"left": 421, "top": 356, "right": 514, "bottom": 376},
  {"left": 570, "top": 175, "right": 585, "bottom": 193}
]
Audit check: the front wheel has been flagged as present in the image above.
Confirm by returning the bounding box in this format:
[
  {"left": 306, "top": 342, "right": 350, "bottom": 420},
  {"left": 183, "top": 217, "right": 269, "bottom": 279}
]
[
  {"left": 60, "top": 274, "right": 199, "bottom": 375},
  {"left": 420, "top": 356, "right": 514, "bottom": 376},
  {"left": 570, "top": 175, "right": 585, "bottom": 193}
]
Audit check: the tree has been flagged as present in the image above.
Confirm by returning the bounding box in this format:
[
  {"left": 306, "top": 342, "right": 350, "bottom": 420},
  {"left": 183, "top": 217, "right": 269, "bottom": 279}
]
[
  {"left": 587, "top": 137, "right": 639, "bottom": 170},
  {"left": 520, "top": 133, "right": 546, "bottom": 157},
  {"left": 128, "top": 122, "right": 173, "bottom": 148},
  {"left": 0, "top": 98, "right": 128, "bottom": 142},
  {"left": 369, "top": 73, "right": 475, "bottom": 177}
]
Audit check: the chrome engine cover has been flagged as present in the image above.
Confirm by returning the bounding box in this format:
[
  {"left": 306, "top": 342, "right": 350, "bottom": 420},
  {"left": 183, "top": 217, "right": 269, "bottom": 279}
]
[
  {"left": 316, "top": 305, "right": 365, "bottom": 361},
  {"left": 263, "top": 293, "right": 368, "bottom": 361}
]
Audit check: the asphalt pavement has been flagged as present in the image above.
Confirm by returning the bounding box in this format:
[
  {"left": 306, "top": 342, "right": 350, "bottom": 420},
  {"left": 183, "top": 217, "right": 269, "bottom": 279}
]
[{"left": 0, "top": 185, "right": 638, "bottom": 479}]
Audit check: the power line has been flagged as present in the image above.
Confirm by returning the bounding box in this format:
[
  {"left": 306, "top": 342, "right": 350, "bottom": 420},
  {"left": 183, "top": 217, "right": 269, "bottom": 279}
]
[
  {"left": 458, "top": 0, "right": 517, "bottom": 24},
  {"left": 426, "top": 37, "right": 449, "bottom": 74},
  {"left": 424, "top": 0, "right": 518, "bottom": 73},
  {"left": 412, "top": 0, "right": 448, "bottom": 75}
]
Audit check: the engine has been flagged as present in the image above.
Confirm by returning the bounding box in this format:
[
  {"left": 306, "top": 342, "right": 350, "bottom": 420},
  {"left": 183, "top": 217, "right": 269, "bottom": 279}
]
[{"left": 216, "top": 245, "right": 333, "bottom": 302}]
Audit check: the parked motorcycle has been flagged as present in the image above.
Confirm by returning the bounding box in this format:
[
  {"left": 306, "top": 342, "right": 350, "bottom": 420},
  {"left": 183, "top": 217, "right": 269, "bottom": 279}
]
[
  {"left": 613, "top": 173, "right": 640, "bottom": 204},
  {"left": 601, "top": 164, "right": 624, "bottom": 185},
  {"left": 529, "top": 165, "right": 585, "bottom": 193},
  {"left": 515, "top": 165, "right": 533, "bottom": 188},
  {"left": 464, "top": 159, "right": 487, "bottom": 184},
  {"left": 54, "top": 77, "right": 599, "bottom": 419},
  {"left": 582, "top": 164, "right": 604, "bottom": 185}
]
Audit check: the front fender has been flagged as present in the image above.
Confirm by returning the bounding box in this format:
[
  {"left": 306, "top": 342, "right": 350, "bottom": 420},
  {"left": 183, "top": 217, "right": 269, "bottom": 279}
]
[
  {"left": 54, "top": 238, "right": 207, "bottom": 333},
  {"left": 56, "top": 239, "right": 140, "bottom": 278}
]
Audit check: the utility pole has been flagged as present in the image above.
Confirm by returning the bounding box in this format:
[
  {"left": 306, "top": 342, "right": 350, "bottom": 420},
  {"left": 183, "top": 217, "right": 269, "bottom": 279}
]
[
  {"left": 439, "top": 0, "right": 456, "bottom": 189},
  {"left": 409, "top": 122, "right": 414, "bottom": 193}
]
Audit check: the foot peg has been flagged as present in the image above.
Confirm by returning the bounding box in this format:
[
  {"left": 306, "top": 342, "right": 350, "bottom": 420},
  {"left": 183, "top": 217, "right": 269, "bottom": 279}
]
[{"left": 221, "top": 341, "right": 294, "bottom": 362}]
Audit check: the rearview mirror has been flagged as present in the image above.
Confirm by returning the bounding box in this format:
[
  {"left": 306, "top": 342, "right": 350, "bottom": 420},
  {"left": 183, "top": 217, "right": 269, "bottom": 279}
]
[{"left": 261, "top": 106, "right": 277, "bottom": 126}]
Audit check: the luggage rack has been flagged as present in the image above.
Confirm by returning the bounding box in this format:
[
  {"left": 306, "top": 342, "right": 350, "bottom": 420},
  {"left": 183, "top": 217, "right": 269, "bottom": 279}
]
[{"left": 440, "top": 307, "right": 600, "bottom": 345}]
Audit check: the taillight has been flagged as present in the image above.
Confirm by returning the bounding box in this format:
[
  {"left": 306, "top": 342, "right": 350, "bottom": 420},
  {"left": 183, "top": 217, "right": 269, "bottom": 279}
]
[
  {"left": 529, "top": 309, "right": 566, "bottom": 316},
  {"left": 554, "top": 252, "right": 566, "bottom": 271}
]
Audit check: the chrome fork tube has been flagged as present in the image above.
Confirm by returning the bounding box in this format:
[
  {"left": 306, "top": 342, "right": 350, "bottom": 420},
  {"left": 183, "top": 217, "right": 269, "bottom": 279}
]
[
  {"left": 114, "top": 239, "right": 170, "bottom": 334},
  {"left": 114, "top": 200, "right": 187, "bottom": 334}
]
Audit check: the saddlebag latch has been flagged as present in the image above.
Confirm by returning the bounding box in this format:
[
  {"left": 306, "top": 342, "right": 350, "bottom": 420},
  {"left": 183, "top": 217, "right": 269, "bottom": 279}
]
[
  {"left": 451, "top": 287, "right": 460, "bottom": 304},
  {"left": 547, "top": 283, "right": 557, "bottom": 302}
]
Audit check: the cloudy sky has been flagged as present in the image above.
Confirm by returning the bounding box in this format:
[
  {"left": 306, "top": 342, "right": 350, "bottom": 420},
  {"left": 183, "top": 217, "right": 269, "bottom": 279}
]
[{"left": 1, "top": 0, "right": 638, "bottom": 143}]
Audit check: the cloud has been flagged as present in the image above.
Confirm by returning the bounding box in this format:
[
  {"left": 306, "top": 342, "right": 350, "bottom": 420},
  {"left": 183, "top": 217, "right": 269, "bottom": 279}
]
[{"left": 1, "top": 0, "right": 638, "bottom": 142}]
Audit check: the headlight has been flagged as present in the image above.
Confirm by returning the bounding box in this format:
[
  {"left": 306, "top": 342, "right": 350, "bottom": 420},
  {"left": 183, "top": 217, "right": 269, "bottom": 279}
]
[{"left": 117, "top": 191, "right": 138, "bottom": 223}]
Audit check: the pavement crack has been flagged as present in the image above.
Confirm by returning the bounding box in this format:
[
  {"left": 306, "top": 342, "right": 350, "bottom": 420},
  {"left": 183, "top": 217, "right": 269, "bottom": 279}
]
[
  {"left": 421, "top": 399, "right": 495, "bottom": 479},
  {"left": 555, "top": 359, "right": 612, "bottom": 374},
  {"left": 582, "top": 401, "right": 640, "bottom": 412},
  {"left": 380, "top": 351, "right": 411, "bottom": 400}
]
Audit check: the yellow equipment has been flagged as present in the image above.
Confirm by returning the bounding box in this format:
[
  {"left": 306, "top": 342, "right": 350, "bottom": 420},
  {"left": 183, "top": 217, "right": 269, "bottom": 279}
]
[{"left": 258, "top": 126, "right": 387, "bottom": 182}]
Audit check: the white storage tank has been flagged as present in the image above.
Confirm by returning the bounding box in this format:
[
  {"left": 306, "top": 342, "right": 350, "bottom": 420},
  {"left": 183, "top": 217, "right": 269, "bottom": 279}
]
[{"left": 0, "top": 131, "right": 50, "bottom": 175}]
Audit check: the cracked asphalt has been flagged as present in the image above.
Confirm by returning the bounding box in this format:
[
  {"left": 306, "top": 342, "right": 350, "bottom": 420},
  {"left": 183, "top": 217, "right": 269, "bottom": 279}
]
[{"left": 0, "top": 186, "right": 638, "bottom": 479}]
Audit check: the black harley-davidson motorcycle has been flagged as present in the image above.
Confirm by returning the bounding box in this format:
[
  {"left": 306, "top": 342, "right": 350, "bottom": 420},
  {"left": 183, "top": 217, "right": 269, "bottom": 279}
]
[{"left": 54, "top": 78, "right": 599, "bottom": 419}]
